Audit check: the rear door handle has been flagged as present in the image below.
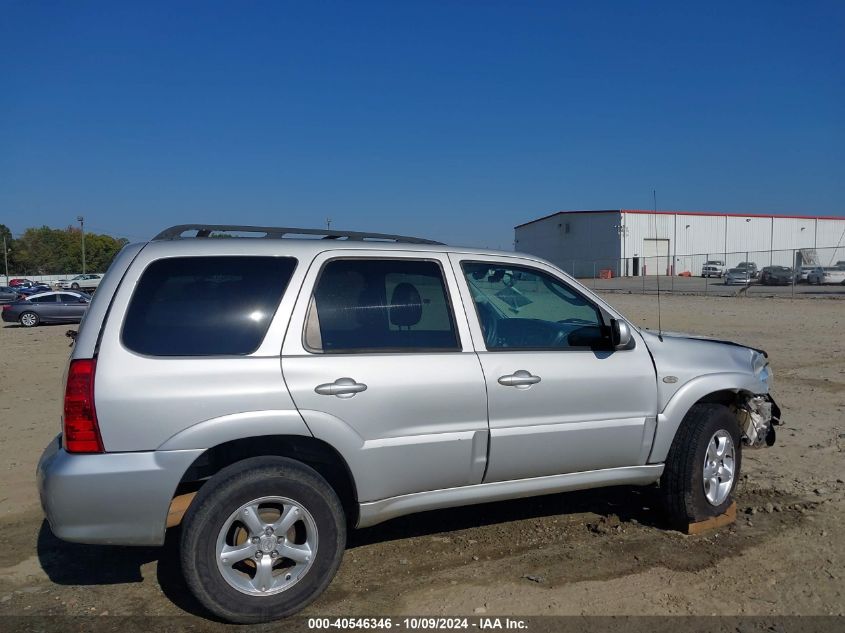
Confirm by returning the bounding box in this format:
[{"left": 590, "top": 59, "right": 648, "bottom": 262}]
[
  {"left": 314, "top": 377, "right": 368, "bottom": 398},
  {"left": 498, "top": 370, "right": 541, "bottom": 389}
]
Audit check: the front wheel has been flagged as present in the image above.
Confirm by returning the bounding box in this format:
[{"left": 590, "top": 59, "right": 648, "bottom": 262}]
[
  {"left": 180, "top": 456, "right": 346, "bottom": 623},
  {"left": 660, "top": 403, "right": 742, "bottom": 529}
]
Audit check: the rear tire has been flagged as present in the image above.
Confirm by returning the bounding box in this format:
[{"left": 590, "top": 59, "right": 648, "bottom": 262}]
[
  {"left": 660, "top": 403, "right": 742, "bottom": 529},
  {"left": 180, "top": 456, "right": 346, "bottom": 623},
  {"left": 19, "top": 311, "right": 39, "bottom": 327}
]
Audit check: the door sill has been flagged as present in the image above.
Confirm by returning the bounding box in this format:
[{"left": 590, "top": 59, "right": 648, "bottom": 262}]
[{"left": 356, "top": 464, "right": 664, "bottom": 528}]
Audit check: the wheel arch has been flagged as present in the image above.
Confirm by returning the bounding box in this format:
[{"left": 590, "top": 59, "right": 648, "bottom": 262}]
[
  {"left": 648, "top": 372, "right": 765, "bottom": 463},
  {"left": 171, "top": 434, "right": 359, "bottom": 528}
]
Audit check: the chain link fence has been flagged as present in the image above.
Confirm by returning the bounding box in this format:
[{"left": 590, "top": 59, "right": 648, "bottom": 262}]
[{"left": 561, "top": 246, "right": 845, "bottom": 298}]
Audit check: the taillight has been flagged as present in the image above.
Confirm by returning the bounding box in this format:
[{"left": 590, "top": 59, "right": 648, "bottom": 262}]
[{"left": 63, "top": 359, "right": 104, "bottom": 453}]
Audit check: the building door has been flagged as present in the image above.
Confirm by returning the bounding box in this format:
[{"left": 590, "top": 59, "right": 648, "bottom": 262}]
[{"left": 643, "top": 239, "right": 670, "bottom": 276}]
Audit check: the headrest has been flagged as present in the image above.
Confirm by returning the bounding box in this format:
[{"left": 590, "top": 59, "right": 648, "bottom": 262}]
[{"left": 389, "top": 282, "right": 422, "bottom": 327}]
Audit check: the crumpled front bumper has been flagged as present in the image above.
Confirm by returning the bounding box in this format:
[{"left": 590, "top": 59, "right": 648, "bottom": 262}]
[{"left": 37, "top": 435, "right": 203, "bottom": 546}]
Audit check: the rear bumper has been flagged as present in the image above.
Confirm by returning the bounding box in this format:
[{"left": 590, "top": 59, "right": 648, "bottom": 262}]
[{"left": 37, "top": 435, "right": 203, "bottom": 546}]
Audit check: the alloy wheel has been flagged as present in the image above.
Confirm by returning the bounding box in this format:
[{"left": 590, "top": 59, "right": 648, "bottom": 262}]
[{"left": 215, "top": 496, "right": 318, "bottom": 596}]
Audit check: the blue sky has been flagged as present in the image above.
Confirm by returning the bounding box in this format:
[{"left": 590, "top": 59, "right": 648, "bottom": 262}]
[{"left": 1, "top": 1, "right": 843, "bottom": 248}]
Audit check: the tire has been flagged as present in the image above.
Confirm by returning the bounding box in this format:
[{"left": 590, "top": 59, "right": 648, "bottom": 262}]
[
  {"left": 660, "top": 403, "right": 742, "bottom": 529},
  {"left": 180, "top": 456, "right": 346, "bottom": 624},
  {"left": 19, "top": 311, "right": 39, "bottom": 327},
  {"left": 71, "top": 282, "right": 79, "bottom": 289}
]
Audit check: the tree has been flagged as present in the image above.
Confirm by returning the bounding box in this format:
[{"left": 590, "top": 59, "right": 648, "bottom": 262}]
[{"left": 8, "top": 226, "right": 128, "bottom": 275}]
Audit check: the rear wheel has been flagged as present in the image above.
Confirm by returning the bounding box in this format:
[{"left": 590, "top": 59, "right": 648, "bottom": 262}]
[
  {"left": 660, "top": 403, "right": 742, "bottom": 529},
  {"left": 19, "top": 311, "right": 39, "bottom": 327},
  {"left": 180, "top": 456, "right": 346, "bottom": 624}
]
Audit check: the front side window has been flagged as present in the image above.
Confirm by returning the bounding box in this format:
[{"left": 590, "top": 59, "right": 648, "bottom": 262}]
[
  {"left": 123, "top": 256, "right": 296, "bottom": 356},
  {"left": 305, "top": 259, "right": 460, "bottom": 353},
  {"left": 461, "top": 262, "right": 606, "bottom": 350}
]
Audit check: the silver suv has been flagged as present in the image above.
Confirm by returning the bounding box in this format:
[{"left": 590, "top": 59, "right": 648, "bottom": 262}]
[{"left": 38, "top": 224, "right": 780, "bottom": 623}]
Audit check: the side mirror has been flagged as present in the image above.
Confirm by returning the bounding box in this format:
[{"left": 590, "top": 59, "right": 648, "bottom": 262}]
[{"left": 610, "top": 318, "right": 632, "bottom": 348}]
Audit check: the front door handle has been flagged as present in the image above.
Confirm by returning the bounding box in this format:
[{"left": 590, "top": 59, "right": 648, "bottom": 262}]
[
  {"left": 314, "top": 377, "right": 368, "bottom": 398},
  {"left": 498, "top": 370, "right": 541, "bottom": 389}
]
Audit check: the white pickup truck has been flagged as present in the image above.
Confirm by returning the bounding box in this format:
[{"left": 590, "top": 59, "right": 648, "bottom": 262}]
[{"left": 701, "top": 260, "right": 726, "bottom": 278}]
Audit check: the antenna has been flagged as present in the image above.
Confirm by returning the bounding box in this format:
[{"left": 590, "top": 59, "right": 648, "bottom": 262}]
[{"left": 653, "top": 189, "right": 663, "bottom": 341}]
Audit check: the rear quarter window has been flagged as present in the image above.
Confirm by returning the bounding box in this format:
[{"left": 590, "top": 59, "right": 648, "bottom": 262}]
[{"left": 122, "top": 256, "right": 296, "bottom": 356}]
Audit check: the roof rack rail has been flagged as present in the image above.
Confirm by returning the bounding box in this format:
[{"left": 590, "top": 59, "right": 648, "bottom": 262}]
[{"left": 153, "top": 224, "right": 443, "bottom": 245}]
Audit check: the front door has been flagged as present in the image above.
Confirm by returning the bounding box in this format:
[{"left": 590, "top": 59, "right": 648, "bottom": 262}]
[
  {"left": 56, "top": 292, "right": 89, "bottom": 321},
  {"left": 450, "top": 254, "right": 658, "bottom": 483},
  {"left": 282, "top": 251, "right": 489, "bottom": 503}
]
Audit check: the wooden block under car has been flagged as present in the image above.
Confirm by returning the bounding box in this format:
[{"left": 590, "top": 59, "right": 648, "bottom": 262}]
[
  {"left": 685, "top": 501, "right": 736, "bottom": 535},
  {"left": 166, "top": 491, "right": 197, "bottom": 528}
]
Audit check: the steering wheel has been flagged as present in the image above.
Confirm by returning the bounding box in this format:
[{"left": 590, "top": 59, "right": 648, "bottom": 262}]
[{"left": 550, "top": 326, "right": 571, "bottom": 348}]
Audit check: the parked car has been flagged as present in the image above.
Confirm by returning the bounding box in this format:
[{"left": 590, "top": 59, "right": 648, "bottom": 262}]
[
  {"left": 759, "top": 266, "right": 796, "bottom": 285},
  {"left": 37, "top": 224, "right": 780, "bottom": 624},
  {"left": 16, "top": 284, "right": 53, "bottom": 296},
  {"left": 8, "top": 278, "right": 34, "bottom": 287},
  {"left": 1, "top": 291, "right": 91, "bottom": 327},
  {"left": 0, "top": 286, "right": 21, "bottom": 303},
  {"left": 724, "top": 268, "right": 753, "bottom": 285},
  {"left": 796, "top": 266, "right": 816, "bottom": 283},
  {"left": 806, "top": 266, "right": 845, "bottom": 285},
  {"left": 59, "top": 274, "right": 103, "bottom": 291},
  {"left": 700, "top": 260, "right": 726, "bottom": 278},
  {"left": 735, "top": 262, "right": 758, "bottom": 278}
]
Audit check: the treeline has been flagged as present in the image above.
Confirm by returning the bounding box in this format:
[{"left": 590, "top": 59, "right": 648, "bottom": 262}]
[{"left": 0, "top": 224, "right": 128, "bottom": 275}]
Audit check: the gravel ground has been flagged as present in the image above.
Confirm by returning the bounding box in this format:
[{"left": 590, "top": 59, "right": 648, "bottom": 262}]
[{"left": 0, "top": 293, "right": 842, "bottom": 627}]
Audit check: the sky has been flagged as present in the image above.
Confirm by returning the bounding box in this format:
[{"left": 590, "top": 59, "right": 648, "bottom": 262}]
[{"left": 1, "top": 0, "right": 843, "bottom": 248}]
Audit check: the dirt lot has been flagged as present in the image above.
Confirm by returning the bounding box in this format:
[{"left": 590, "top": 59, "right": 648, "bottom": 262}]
[{"left": 0, "top": 294, "right": 843, "bottom": 624}]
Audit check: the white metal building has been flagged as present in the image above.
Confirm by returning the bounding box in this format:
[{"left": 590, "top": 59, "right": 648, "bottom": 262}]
[{"left": 514, "top": 209, "right": 845, "bottom": 277}]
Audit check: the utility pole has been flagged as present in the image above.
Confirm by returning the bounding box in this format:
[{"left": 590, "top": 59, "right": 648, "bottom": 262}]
[
  {"left": 77, "top": 216, "right": 86, "bottom": 274},
  {"left": 3, "top": 235, "right": 8, "bottom": 285}
]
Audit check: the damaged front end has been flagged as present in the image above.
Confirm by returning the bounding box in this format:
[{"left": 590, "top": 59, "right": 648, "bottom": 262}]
[{"left": 735, "top": 395, "right": 782, "bottom": 448}]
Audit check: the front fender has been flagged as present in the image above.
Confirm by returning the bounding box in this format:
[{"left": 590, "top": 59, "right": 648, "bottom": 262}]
[
  {"left": 647, "top": 372, "right": 767, "bottom": 463},
  {"left": 157, "top": 409, "right": 313, "bottom": 450}
]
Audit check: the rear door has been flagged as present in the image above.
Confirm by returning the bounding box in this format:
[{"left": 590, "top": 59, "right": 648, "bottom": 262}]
[
  {"left": 281, "top": 250, "right": 489, "bottom": 503},
  {"left": 450, "top": 254, "right": 658, "bottom": 483}
]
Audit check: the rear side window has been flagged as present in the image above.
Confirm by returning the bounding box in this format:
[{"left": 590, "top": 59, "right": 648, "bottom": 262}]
[
  {"left": 123, "top": 256, "right": 296, "bottom": 356},
  {"left": 304, "top": 258, "right": 460, "bottom": 353}
]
